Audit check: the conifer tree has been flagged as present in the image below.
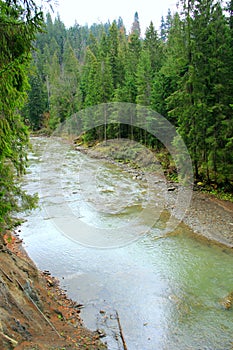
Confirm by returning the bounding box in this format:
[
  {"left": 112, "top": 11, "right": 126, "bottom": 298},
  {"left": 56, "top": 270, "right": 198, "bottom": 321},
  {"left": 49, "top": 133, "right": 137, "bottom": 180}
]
[
  {"left": 108, "top": 21, "right": 120, "bottom": 88},
  {"left": 121, "top": 33, "right": 141, "bottom": 103},
  {"left": 160, "top": 16, "right": 167, "bottom": 42},
  {"left": 24, "top": 4, "right": 233, "bottom": 187},
  {"left": 25, "top": 68, "right": 47, "bottom": 130},
  {"left": 82, "top": 48, "right": 101, "bottom": 107},
  {"left": 144, "top": 22, "right": 164, "bottom": 75},
  {"left": 131, "top": 11, "right": 141, "bottom": 37},
  {"left": 136, "top": 49, "right": 152, "bottom": 106},
  {"left": 0, "top": 0, "right": 43, "bottom": 230},
  {"left": 151, "top": 12, "right": 184, "bottom": 122}
]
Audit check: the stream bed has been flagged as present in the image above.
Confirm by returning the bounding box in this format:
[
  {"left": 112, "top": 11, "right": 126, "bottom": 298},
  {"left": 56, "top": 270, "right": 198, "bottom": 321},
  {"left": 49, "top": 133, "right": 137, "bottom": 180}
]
[{"left": 19, "top": 137, "right": 233, "bottom": 350}]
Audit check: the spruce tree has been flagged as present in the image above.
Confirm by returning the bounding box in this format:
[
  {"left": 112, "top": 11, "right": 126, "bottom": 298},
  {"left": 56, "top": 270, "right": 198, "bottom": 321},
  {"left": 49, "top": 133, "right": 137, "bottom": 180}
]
[
  {"left": 136, "top": 49, "right": 153, "bottom": 106},
  {"left": 144, "top": 22, "right": 164, "bottom": 75},
  {"left": 0, "top": 0, "right": 43, "bottom": 231},
  {"left": 25, "top": 68, "right": 47, "bottom": 130},
  {"left": 160, "top": 16, "right": 167, "bottom": 42},
  {"left": 131, "top": 12, "right": 141, "bottom": 37},
  {"left": 151, "top": 12, "right": 184, "bottom": 123},
  {"left": 108, "top": 21, "right": 121, "bottom": 88}
]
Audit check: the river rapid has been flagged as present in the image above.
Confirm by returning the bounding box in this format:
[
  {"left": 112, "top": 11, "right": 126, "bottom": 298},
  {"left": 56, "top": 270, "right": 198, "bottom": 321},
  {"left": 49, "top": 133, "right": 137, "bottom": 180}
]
[{"left": 19, "top": 137, "right": 233, "bottom": 350}]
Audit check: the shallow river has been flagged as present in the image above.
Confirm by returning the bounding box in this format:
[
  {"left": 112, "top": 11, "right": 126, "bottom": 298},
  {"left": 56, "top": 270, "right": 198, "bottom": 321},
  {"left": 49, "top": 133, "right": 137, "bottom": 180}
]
[{"left": 20, "top": 137, "right": 233, "bottom": 350}]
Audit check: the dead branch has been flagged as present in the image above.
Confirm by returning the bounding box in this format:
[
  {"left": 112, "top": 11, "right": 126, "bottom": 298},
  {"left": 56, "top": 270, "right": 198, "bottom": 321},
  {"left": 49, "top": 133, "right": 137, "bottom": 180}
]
[
  {"left": 0, "top": 331, "right": 18, "bottom": 347},
  {"left": 15, "top": 278, "right": 61, "bottom": 338},
  {"left": 115, "top": 310, "right": 128, "bottom": 350},
  {"left": 0, "top": 267, "right": 14, "bottom": 283}
]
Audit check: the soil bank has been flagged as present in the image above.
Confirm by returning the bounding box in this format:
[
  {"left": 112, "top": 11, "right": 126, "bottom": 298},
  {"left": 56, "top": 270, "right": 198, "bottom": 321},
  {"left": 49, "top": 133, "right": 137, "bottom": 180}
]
[{"left": 0, "top": 233, "right": 107, "bottom": 350}]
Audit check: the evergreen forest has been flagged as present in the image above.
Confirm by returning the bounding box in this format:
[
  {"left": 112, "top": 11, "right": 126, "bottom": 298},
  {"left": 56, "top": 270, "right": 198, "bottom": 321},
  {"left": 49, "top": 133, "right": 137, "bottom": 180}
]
[
  {"left": 26, "top": 2, "right": 233, "bottom": 187},
  {"left": 1, "top": 0, "right": 233, "bottom": 230}
]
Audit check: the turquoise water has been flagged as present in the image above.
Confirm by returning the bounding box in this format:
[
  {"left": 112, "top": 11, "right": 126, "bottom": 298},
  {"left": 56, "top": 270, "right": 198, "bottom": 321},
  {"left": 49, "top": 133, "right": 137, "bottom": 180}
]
[{"left": 20, "top": 137, "right": 233, "bottom": 350}]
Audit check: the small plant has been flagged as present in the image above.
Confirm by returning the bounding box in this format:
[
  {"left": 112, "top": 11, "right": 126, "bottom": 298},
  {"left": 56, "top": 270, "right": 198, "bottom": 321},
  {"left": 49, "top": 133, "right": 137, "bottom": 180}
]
[{"left": 209, "top": 189, "right": 233, "bottom": 202}]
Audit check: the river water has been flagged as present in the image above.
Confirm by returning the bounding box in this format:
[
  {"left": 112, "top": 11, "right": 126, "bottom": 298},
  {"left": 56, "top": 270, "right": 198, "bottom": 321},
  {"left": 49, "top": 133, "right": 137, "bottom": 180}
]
[{"left": 20, "top": 137, "right": 233, "bottom": 350}]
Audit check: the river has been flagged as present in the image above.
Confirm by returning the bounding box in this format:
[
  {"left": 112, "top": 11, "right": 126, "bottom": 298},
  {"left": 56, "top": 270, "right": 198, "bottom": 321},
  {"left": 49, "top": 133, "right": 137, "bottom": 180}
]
[{"left": 19, "top": 137, "right": 233, "bottom": 350}]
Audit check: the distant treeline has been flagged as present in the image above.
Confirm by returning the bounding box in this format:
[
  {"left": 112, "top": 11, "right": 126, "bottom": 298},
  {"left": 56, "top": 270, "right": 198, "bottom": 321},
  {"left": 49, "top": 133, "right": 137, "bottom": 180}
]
[{"left": 24, "top": 1, "right": 233, "bottom": 187}]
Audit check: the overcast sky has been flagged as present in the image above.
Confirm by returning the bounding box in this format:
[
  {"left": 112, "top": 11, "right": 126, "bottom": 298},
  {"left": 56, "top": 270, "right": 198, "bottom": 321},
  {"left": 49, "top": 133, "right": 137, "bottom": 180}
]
[{"left": 50, "top": 0, "right": 178, "bottom": 35}]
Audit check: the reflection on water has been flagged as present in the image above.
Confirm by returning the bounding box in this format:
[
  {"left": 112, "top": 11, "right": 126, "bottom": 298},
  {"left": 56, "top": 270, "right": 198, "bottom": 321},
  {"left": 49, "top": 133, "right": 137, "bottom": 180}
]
[{"left": 20, "top": 137, "right": 233, "bottom": 350}]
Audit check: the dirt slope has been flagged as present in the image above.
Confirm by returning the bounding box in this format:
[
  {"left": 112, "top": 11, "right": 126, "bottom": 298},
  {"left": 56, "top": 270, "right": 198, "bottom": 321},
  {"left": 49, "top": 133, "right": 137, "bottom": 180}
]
[{"left": 0, "top": 234, "right": 106, "bottom": 350}]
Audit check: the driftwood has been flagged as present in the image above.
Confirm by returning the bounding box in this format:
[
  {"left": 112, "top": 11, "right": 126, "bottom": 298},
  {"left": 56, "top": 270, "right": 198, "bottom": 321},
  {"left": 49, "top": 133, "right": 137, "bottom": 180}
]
[
  {"left": 0, "top": 267, "right": 14, "bottom": 283},
  {"left": 0, "top": 331, "right": 18, "bottom": 347},
  {"left": 0, "top": 320, "right": 18, "bottom": 347},
  {"left": 115, "top": 310, "right": 128, "bottom": 350}
]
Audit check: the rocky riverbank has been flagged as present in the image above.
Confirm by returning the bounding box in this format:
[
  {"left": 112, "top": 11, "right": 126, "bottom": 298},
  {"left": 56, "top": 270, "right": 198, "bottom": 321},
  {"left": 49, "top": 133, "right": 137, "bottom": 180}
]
[
  {"left": 1, "top": 137, "right": 232, "bottom": 349},
  {"left": 175, "top": 191, "right": 233, "bottom": 248},
  {"left": 75, "top": 140, "right": 233, "bottom": 248},
  {"left": 0, "top": 233, "right": 107, "bottom": 350}
]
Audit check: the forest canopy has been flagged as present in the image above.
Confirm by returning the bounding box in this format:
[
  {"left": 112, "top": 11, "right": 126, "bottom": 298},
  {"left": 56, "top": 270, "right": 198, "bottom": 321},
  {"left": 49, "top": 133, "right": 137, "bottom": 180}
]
[
  {"left": 0, "top": 0, "right": 232, "bottom": 232},
  {"left": 25, "top": 1, "right": 233, "bottom": 187}
]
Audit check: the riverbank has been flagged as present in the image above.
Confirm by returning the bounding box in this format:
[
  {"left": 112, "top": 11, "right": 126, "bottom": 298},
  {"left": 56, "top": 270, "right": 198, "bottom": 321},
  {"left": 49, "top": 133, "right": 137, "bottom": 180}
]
[
  {"left": 74, "top": 140, "right": 233, "bottom": 248},
  {"left": 175, "top": 191, "right": 233, "bottom": 248},
  {"left": 0, "top": 233, "right": 107, "bottom": 350},
  {"left": 1, "top": 136, "right": 232, "bottom": 349}
]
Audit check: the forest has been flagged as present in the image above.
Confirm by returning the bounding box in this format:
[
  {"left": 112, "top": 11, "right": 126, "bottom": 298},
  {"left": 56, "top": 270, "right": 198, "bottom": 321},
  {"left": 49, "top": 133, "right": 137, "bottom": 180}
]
[
  {"left": 25, "top": 1, "right": 233, "bottom": 187},
  {"left": 0, "top": 0, "right": 233, "bottom": 230}
]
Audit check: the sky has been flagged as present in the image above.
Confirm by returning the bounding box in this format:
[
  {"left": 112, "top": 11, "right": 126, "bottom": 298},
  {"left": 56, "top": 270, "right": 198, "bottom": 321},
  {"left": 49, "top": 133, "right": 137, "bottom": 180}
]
[{"left": 50, "top": 0, "right": 179, "bottom": 35}]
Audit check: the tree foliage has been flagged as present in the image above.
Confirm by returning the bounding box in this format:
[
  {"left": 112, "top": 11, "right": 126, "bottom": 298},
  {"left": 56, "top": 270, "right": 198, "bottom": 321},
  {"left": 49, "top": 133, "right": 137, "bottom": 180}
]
[
  {"left": 0, "top": 0, "right": 43, "bottom": 231},
  {"left": 27, "top": 4, "right": 233, "bottom": 188}
]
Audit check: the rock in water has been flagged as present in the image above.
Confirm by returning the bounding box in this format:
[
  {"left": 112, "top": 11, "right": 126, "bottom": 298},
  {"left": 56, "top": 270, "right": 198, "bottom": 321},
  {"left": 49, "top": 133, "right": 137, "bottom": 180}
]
[{"left": 220, "top": 291, "right": 233, "bottom": 310}]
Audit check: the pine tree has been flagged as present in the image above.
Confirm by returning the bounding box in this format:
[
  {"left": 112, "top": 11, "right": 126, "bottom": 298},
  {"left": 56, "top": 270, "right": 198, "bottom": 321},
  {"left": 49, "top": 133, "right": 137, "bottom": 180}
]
[
  {"left": 108, "top": 21, "right": 121, "bottom": 88},
  {"left": 166, "top": 8, "right": 173, "bottom": 34},
  {"left": 47, "top": 51, "right": 61, "bottom": 127},
  {"left": 131, "top": 12, "right": 141, "bottom": 37},
  {"left": 160, "top": 16, "right": 167, "bottom": 42},
  {"left": 25, "top": 68, "right": 47, "bottom": 130},
  {"left": 136, "top": 49, "right": 153, "bottom": 106},
  {"left": 166, "top": 0, "right": 233, "bottom": 183},
  {"left": 62, "top": 41, "right": 82, "bottom": 116},
  {"left": 121, "top": 33, "right": 141, "bottom": 103},
  {"left": 151, "top": 13, "right": 185, "bottom": 123},
  {"left": 53, "top": 15, "right": 66, "bottom": 65},
  {"left": 160, "top": 9, "right": 173, "bottom": 42},
  {"left": 24, "top": 3, "right": 233, "bottom": 188},
  {"left": 203, "top": 2, "right": 233, "bottom": 183},
  {"left": 98, "top": 57, "right": 114, "bottom": 103},
  {"left": 117, "top": 16, "right": 124, "bottom": 30},
  {"left": 144, "top": 21, "right": 164, "bottom": 74},
  {"left": 82, "top": 48, "right": 101, "bottom": 107},
  {"left": 0, "top": 0, "right": 42, "bottom": 231}
]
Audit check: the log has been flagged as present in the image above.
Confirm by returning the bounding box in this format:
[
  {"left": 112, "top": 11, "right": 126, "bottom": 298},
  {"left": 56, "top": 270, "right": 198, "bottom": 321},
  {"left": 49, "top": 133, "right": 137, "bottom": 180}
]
[{"left": 115, "top": 310, "right": 128, "bottom": 350}]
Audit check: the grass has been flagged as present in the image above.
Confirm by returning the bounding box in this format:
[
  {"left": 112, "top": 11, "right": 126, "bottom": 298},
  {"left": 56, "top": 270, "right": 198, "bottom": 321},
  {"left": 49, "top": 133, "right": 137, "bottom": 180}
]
[{"left": 201, "top": 188, "right": 233, "bottom": 202}]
